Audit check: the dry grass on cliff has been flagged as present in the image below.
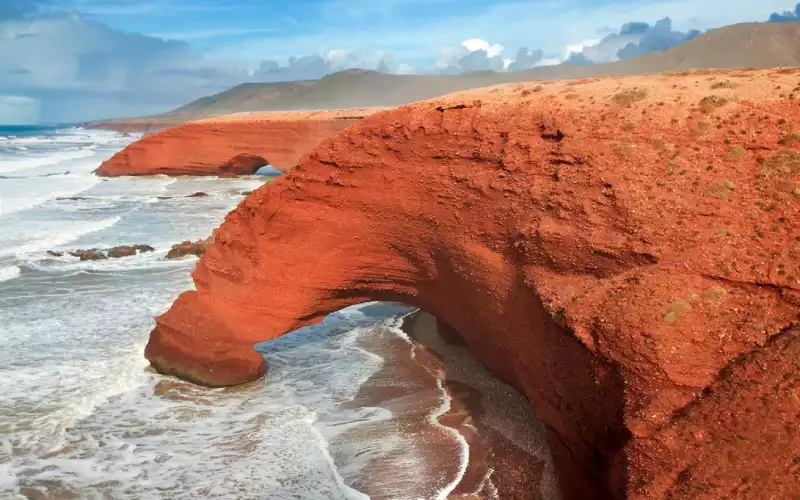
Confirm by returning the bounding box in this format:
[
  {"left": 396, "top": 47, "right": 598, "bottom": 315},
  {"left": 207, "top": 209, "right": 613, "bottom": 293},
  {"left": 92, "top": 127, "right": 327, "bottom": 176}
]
[
  {"left": 699, "top": 95, "right": 729, "bottom": 114},
  {"left": 612, "top": 88, "right": 648, "bottom": 106},
  {"left": 710, "top": 80, "right": 738, "bottom": 90}
]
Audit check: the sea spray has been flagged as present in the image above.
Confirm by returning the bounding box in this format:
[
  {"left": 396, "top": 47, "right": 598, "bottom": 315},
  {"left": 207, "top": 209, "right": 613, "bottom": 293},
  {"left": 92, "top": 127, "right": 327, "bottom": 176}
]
[
  {"left": 0, "top": 266, "right": 20, "bottom": 283},
  {"left": 0, "top": 216, "right": 122, "bottom": 257}
]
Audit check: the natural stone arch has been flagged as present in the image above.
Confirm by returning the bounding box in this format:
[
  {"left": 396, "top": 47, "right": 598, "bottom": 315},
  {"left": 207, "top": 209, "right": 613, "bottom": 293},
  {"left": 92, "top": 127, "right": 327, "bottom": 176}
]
[
  {"left": 146, "top": 72, "right": 800, "bottom": 500},
  {"left": 94, "top": 110, "right": 379, "bottom": 176}
]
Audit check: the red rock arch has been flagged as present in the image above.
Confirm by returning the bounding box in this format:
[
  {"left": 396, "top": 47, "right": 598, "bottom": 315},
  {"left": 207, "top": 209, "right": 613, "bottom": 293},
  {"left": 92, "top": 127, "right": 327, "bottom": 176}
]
[{"left": 146, "top": 72, "right": 800, "bottom": 500}]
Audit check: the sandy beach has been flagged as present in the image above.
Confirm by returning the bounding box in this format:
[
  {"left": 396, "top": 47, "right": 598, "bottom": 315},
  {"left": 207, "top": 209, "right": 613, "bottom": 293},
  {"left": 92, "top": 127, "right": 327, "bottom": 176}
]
[{"left": 334, "top": 307, "right": 560, "bottom": 500}]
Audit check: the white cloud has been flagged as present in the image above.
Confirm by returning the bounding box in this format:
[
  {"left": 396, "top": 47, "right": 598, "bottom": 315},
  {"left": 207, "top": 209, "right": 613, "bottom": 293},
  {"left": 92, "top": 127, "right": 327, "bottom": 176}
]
[
  {"left": 0, "top": 12, "right": 251, "bottom": 121},
  {"left": 564, "top": 38, "right": 602, "bottom": 59},
  {"left": 250, "top": 47, "right": 406, "bottom": 82},
  {"left": 396, "top": 63, "right": 414, "bottom": 74},
  {"left": 435, "top": 38, "right": 508, "bottom": 73},
  {"left": 461, "top": 38, "right": 504, "bottom": 58},
  {"left": 325, "top": 48, "right": 355, "bottom": 67},
  {"left": 537, "top": 57, "right": 562, "bottom": 67}
]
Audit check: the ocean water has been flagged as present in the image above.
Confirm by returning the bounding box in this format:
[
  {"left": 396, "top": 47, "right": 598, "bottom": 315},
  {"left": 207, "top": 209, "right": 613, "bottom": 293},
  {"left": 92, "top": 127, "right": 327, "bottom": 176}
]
[{"left": 0, "top": 127, "right": 555, "bottom": 499}]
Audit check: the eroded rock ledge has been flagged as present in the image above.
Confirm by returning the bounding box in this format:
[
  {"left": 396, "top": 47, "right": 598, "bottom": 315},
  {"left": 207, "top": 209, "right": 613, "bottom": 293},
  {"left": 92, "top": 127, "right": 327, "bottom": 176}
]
[
  {"left": 94, "top": 108, "right": 381, "bottom": 176},
  {"left": 145, "top": 69, "right": 800, "bottom": 499}
]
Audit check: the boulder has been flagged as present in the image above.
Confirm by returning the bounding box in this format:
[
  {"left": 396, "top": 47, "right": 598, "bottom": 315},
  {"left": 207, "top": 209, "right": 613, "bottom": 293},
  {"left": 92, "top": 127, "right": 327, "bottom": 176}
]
[
  {"left": 66, "top": 244, "right": 155, "bottom": 260},
  {"left": 68, "top": 249, "right": 106, "bottom": 261},
  {"left": 133, "top": 244, "right": 155, "bottom": 253},
  {"left": 166, "top": 238, "right": 211, "bottom": 259},
  {"left": 107, "top": 246, "right": 137, "bottom": 258}
]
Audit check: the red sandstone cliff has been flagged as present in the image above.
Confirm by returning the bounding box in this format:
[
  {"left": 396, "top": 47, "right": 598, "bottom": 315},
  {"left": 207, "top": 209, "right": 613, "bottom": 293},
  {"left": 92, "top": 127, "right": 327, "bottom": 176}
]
[
  {"left": 94, "top": 109, "right": 381, "bottom": 176},
  {"left": 145, "top": 69, "right": 800, "bottom": 499}
]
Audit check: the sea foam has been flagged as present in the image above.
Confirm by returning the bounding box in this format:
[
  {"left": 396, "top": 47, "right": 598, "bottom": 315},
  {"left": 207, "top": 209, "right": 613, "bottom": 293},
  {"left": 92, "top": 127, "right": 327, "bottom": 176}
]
[
  {"left": 0, "top": 147, "right": 96, "bottom": 175},
  {"left": 0, "top": 266, "right": 20, "bottom": 283},
  {"left": 0, "top": 216, "right": 121, "bottom": 258}
]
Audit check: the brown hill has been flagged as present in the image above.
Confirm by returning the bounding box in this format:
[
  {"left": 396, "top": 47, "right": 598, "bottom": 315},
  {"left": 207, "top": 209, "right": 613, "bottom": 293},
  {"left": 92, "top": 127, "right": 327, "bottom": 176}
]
[
  {"left": 600, "top": 21, "right": 800, "bottom": 74},
  {"left": 87, "top": 22, "right": 800, "bottom": 131},
  {"left": 167, "top": 70, "right": 523, "bottom": 116}
]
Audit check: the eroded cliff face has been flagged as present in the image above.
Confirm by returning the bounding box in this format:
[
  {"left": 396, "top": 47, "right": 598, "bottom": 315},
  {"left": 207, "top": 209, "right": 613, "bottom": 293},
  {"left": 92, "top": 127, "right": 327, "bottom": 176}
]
[
  {"left": 145, "top": 69, "right": 800, "bottom": 499},
  {"left": 94, "top": 109, "right": 380, "bottom": 176}
]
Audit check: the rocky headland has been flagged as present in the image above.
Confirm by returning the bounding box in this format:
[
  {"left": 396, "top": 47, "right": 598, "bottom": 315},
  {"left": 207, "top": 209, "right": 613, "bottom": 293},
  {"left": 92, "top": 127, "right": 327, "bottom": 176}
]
[
  {"left": 93, "top": 108, "right": 381, "bottom": 177},
  {"left": 144, "top": 69, "right": 799, "bottom": 499}
]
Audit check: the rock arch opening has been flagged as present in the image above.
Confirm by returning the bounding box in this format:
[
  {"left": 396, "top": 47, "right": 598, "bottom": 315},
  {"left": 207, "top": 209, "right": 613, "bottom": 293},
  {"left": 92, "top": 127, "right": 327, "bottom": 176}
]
[
  {"left": 234, "top": 302, "right": 561, "bottom": 499},
  {"left": 146, "top": 78, "right": 800, "bottom": 500},
  {"left": 254, "top": 164, "right": 284, "bottom": 176}
]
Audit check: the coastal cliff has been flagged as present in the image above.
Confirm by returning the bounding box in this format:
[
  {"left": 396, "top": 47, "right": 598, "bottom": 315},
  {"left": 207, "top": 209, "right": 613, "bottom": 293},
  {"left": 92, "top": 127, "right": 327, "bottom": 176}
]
[
  {"left": 94, "top": 108, "right": 381, "bottom": 176},
  {"left": 145, "top": 69, "right": 800, "bottom": 499}
]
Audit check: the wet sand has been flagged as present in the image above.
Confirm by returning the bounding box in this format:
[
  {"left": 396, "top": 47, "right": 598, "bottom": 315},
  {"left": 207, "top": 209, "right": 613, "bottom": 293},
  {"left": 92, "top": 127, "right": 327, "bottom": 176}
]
[{"left": 337, "top": 310, "right": 560, "bottom": 500}]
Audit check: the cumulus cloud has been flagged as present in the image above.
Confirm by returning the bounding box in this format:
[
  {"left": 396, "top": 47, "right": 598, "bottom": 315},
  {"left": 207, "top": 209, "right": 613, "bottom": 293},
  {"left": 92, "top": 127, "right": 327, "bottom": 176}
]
[
  {"left": 437, "top": 39, "right": 507, "bottom": 74},
  {"left": 768, "top": 3, "right": 800, "bottom": 21},
  {"left": 507, "top": 47, "right": 544, "bottom": 71},
  {"left": 563, "top": 17, "right": 700, "bottom": 64},
  {"left": 437, "top": 16, "right": 701, "bottom": 75},
  {"left": 252, "top": 49, "right": 399, "bottom": 82},
  {"left": 0, "top": 12, "right": 251, "bottom": 122},
  {"left": 253, "top": 55, "right": 332, "bottom": 82}
]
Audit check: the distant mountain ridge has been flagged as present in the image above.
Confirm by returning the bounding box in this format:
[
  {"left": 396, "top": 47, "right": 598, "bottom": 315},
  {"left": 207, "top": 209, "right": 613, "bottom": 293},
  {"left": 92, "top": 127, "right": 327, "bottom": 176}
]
[{"left": 87, "top": 22, "right": 800, "bottom": 131}]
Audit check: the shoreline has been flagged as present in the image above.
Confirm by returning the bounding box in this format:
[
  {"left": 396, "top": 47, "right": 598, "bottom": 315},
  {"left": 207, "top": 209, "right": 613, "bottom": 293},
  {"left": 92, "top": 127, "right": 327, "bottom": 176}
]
[
  {"left": 333, "top": 308, "right": 558, "bottom": 500},
  {"left": 400, "top": 311, "right": 559, "bottom": 500}
]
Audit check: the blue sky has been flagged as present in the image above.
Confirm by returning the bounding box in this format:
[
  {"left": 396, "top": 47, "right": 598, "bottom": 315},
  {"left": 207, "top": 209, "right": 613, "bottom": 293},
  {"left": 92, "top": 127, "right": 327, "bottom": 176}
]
[
  {"left": 0, "top": 0, "right": 799, "bottom": 123},
  {"left": 60, "top": 0, "right": 800, "bottom": 65}
]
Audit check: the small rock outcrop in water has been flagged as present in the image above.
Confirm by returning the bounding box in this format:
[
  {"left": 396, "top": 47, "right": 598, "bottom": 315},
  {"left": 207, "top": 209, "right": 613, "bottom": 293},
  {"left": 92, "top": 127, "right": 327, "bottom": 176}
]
[
  {"left": 144, "top": 70, "right": 800, "bottom": 500},
  {"left": 66, "top": 245, "right": 154, "bottom": 261},
  {"left": 107, "top": 244, "right": 155, "bottom": 258},
  {"left": 69, "top": 249, "right": 106, "bottom": 261},
  {"left": 186, "top": 192, "right": 209, "bottom": 198},
  {"left": 166, "top": 235, "right": 213, "bottom": 259},
  {"left": 93, "top": 108, "right": 381, "bottom": 177}
]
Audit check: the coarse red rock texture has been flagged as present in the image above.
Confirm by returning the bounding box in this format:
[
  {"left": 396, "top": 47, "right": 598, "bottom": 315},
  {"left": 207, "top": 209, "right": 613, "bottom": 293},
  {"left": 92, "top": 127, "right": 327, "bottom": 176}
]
[
  {"left": 94, "top": 108, "right": 381, "bottom": 176},
  {"left": 145, "top": 69, "right": 800, "bottom": 499},
  {"left": 216, "top": 153, "right": 268, "bottom": 178}
]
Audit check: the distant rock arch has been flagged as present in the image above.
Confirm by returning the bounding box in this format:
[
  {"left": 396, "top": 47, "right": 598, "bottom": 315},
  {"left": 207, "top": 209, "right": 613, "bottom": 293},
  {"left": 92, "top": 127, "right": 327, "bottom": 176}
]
[{"left": 94, "top": 109, "right": 380, "bottom": 177}]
